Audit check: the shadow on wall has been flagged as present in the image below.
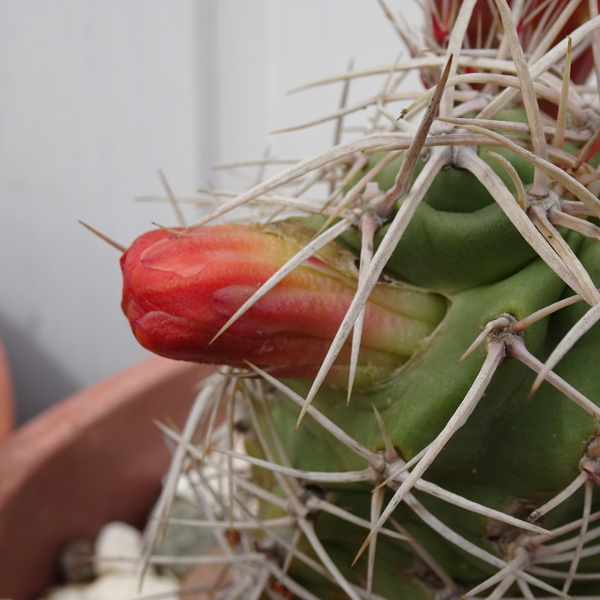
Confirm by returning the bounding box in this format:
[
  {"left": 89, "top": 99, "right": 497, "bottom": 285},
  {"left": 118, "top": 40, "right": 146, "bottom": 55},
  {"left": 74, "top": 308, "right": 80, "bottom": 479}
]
[{"left": 0, "top": 313, "right": 79, "bottom": 425}]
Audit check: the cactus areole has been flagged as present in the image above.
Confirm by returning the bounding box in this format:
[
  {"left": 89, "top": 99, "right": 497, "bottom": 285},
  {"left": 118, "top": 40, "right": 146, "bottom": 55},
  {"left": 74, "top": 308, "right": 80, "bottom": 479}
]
[{"left": 120, "top": 1, "right": 600, "bottom": 598}]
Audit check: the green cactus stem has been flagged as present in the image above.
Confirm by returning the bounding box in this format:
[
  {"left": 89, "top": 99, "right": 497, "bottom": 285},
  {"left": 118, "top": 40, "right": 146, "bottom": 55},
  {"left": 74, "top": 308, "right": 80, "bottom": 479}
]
[{"left": 128, "top": 1, "right": 600, "bottom": 598}]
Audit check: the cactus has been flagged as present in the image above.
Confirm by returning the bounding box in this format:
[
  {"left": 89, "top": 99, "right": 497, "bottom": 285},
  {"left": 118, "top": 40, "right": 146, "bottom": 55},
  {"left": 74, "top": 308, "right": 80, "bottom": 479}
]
[{"left": 122, "top": 1, "right": 600, "bottom": 598}]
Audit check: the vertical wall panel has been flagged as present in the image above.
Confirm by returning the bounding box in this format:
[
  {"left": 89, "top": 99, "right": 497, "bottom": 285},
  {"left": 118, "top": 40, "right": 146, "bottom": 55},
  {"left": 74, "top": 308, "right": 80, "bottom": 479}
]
[
  {"left": 0, "top": 1, "right": 203, "bottom": 421},
  {"left": 215, "top": 0, "right": 422, "bottom": 190},
  {"left": 0, "top": 0, "right": 423, "bottom": 421}
]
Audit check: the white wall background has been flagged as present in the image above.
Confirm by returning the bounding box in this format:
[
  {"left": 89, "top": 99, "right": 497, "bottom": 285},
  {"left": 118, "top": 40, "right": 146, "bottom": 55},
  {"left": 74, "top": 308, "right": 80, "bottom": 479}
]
[{"left": 0, "top": 0, "right": 422, "bottom": 422}]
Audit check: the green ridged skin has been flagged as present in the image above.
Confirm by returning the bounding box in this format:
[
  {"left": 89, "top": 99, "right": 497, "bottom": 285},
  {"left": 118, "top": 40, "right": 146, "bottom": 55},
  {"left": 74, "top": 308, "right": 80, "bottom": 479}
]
[{"left": 256, "top": 145, "right": 600, "bottom": 597}]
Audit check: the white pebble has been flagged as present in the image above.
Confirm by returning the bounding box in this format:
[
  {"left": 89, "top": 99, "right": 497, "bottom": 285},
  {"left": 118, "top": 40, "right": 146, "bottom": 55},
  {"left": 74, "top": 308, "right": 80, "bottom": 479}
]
[
  {"left": 94, "top": 522, "right": 142, "bottom": 576},
  {"left": 42, "top": 584, "right": 86, "bottom": 600},
  {"left": 82, "top": 572, "right": 178, "bottom": 600}
]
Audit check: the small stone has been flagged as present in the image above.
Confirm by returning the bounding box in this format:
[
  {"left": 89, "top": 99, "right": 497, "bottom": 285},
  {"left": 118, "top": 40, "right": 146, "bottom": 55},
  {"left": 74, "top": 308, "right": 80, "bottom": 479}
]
[
  {"left": 179, "top": 550, "right": 233, "bottom": 600},
  {"left": 59, "top": 540, "right": 95, "bottom": 584},
  {"left": 153, "top": 497, "right": 215, "bottom": 579},
  {"left": 40, "top": 583, "right": 87, "bottom": 600},
  {"left": 94, "top": 522, "right": 142, "bottom": 576},
  {"left": 82, "top": 572, "right": 178, "bottom": 600}
]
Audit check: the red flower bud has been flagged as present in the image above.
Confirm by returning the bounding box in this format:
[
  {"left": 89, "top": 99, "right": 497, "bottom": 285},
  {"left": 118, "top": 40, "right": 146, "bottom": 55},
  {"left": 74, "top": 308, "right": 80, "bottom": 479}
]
[
  {"left": 423, "top": 0, "right": 599, "bottom": 89},
  {"left": 121, "top": 222, "right": 446, "bottom": 386}
]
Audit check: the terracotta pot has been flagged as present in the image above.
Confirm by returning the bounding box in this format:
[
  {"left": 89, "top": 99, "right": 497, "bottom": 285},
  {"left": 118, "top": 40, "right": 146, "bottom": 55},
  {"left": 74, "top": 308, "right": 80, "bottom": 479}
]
[
  {"left": 0, "top": 356, "right": 212, "bottom": 600},
  {"left": 0, "top": 335, "right": 15, "bottom": 442}
]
